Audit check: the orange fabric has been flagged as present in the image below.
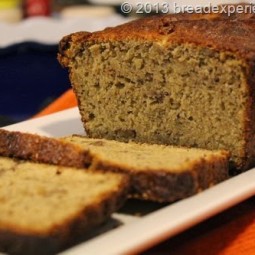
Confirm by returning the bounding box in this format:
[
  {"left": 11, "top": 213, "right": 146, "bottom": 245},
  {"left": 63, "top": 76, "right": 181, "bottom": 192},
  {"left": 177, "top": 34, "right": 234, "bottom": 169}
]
[
  {"left": 144, "top": 197, "right": 255, "bottom": 255},
  {"left": 35, "top": 90, "right": 255, "bottom": 255},
  {"left": 34, "top": 89, "right": 77, "bottom": 118}
]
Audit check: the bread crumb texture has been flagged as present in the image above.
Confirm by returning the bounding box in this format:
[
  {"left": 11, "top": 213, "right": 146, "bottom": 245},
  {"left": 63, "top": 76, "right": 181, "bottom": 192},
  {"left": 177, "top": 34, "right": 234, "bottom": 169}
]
[
  {"left": 69, "top": 42, "right": 248, "bottom": 169},
  {"left": 63, "top": 136, "right": 227, "bottom": 171},
  {"left": 0, "top": 158, "right": 125, "bottom": 231},
  {"left": 0, "top": 156, "right": 129, "bottom": 254},
  {"left": 62, "top": 136, "right": 229, "bottom": 202}
]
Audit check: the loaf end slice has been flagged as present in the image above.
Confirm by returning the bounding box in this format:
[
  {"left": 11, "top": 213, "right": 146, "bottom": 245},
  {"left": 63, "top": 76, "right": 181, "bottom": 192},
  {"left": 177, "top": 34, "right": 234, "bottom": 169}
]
[
  {"left": 0, "top": 157, "right": 129, "bottom": 255},
  {"left": 0, "top": 129, "right": 91, "bottom": 168}
]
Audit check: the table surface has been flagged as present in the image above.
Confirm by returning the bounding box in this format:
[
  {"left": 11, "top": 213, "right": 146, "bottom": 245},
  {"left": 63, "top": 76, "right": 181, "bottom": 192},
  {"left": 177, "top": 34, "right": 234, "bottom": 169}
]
[{"left": 35, "top": 89, "right": 255, "bottom": 255}]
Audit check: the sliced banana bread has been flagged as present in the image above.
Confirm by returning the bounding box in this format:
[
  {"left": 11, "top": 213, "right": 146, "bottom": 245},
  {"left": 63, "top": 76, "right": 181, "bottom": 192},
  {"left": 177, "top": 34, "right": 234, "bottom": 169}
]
[
  {"left": 0, "top": 129, "right": 229, "bottom": 203},
  {"left": 62, "top": 135, "right": 229, "bottom": 202},
  {"left": 58, "top": 16, "right": 255, "bottom": 171},
  {"left": 0, "top": 156, "right": 129, "bottom": 255}
]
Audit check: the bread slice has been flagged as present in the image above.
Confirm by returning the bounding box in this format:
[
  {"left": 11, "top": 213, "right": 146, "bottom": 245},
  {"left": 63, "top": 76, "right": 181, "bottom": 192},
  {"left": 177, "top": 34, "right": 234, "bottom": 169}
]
[
  {"left": 62, "top": 135, "right": 229, "bottom": 202},
  {"left": 0, "top": 156, "right": 129, "bottom": 255},
  {"left": 58, "top": 15, "right": 255, "bottom": 172},
  {"left": 0, "top": 129, "right": 229, "bottom": 203}
]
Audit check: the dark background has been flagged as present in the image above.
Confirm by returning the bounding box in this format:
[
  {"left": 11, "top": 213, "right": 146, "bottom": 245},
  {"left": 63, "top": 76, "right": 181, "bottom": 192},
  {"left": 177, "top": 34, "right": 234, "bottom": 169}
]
[{"left": 0, "top": 42, "right": 71, "bottom": 126}]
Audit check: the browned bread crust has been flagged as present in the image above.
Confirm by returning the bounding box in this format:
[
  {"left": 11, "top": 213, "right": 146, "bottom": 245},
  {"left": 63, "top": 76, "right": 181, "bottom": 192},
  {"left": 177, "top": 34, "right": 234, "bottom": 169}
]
[
  {"left": 0, "top": 129, "right": 91, "bottom": 168},
  {"left": 0, "top": 157, "right": 129, "bottom": 255},
  {"left": 58, "top": 15, "right": 255, "bottom": 172},
  {"left": 0, "top": 189, "right": 127, "bottom": 255},
  {"left": 58, "top": 18, "right": 255, "bottom": 65},
  {"left": 0, "top": 129, "right": 229, "bottom": 203}
]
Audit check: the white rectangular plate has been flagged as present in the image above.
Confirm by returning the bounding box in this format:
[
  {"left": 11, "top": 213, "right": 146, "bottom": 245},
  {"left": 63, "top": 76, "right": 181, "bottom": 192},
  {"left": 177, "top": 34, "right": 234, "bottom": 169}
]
[{"left": 4, "top": 107, "right": 255, "bottom": 255}]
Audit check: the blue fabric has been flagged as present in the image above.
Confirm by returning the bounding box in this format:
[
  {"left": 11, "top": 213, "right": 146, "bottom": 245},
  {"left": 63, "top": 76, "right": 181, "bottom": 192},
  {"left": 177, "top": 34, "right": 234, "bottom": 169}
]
[{"left": 0, "top": 42, "right": 71, "bottom": 125}]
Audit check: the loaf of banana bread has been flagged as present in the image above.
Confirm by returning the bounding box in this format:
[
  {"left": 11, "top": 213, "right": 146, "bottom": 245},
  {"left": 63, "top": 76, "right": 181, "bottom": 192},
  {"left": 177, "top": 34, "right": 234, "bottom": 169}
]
[
  {"left": 58, "top": 15, "right": 255, "bottom": 172},
  {"left": 0, "top": 156, "right": 129, "bottom": 255},
  {"left": 0, "top": 129, "right": 229, "bottom": 203}
]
